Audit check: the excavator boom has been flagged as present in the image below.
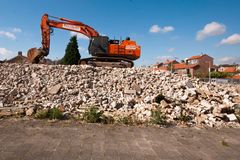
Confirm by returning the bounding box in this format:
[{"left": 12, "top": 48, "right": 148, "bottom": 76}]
[{"left": 28, "top": 14, "right": 99, "bottom": 63}]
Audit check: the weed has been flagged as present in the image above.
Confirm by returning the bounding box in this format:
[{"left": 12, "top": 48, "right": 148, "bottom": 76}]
[
  {"left": 47, "top": 108, "right": 64, "bottom": 120},
  {"left": 150, "top": 109, "right": 167, "bottom": 125},
  {"left": 35, "top": 108, "right": 64, "bottom": 120},
  {"left": 83, "top": 106, "right": 104, "bottom": 123},
  {"left": 35, "top": 110, "right": 48, "bottom": 119}
]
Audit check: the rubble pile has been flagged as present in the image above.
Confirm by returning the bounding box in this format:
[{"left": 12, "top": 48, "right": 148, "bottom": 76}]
[{"left": 0, "top": 63, "right": 240, "bottom": 127}]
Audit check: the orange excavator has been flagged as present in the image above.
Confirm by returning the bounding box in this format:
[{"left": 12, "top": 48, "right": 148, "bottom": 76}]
[{"left": 27, "top": 14, "right": 141, "bottom": 67}]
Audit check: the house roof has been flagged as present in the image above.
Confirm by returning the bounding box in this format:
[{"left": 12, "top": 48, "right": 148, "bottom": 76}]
[
  {"left": 163, "top": 59, "right": 178, "bottom": 65},
  {"left": 187, "top": 54, "right": 212, "bottom": 60},
  {"left": 7, "top": 55, "right": 28, "bottom": 63},
  {"left": 220, "top": 67, "right": 236, "bottom": 73},
  {"left": 232, "top": 75, "right": 240, "bottom": 79},
  {"left": 173, "top": 63, "right": 198, "bottom": 69}
]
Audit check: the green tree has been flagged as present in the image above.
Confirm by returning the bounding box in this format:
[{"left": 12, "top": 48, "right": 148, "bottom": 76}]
[
  {"left": 61, "top": 36, "right": 81, "bottom": 65},
  {"left": 210, "top": 72, "right": 233, "bottom": 78}
]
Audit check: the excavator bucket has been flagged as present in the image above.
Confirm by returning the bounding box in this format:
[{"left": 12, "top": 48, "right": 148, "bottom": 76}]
[{"left": 27, "top": 48, "right": 43, "bottom": 63}]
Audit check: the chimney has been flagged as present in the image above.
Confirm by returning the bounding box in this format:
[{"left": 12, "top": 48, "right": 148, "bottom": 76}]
[{"left": 18, "top": 51, "right": 22, "bottom": 56}]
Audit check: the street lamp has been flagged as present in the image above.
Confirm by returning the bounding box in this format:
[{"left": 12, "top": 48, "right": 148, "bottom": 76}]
[{"left": 209, "top": 61, "right": 211, "bottom": 83}]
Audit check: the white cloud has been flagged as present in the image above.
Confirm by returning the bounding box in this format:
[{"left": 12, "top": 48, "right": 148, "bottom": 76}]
[
  {"left": 70, "top": 31, "right": 89, "bottom": 40},
  {"left": 150, "top": 25, "right": 160, "bottom": 33},
  {"left": 196, "top": 22, "right": 226, "bottom": 40},
  {"left": 0, "top": 47, "right": 15, "bottom": 60},
  {"left": 0, "top": 31, "right": 16, "bottom": 40},
  {"left": 78, "top": 46, "right": 86, "bottom": 53},
  {"left": 218, "top": 56, "right": 240, "bottom": 64},
  {"left": 149, "top": 25, "right": 174, "bottom": 33},
  {"left": 220, "top": 34, "right": 240, "bottom": 45},
  {"left": 167, "top": 48, "right": 175, "bottom": 53},
  {"left": 12, "top": 28, "right": 22, "bottom": 33}
]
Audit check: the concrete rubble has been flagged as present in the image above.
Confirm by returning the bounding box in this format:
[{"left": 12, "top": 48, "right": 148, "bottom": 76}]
[{"left": 0, "top": 63, "right": 240, "bottom": 127}]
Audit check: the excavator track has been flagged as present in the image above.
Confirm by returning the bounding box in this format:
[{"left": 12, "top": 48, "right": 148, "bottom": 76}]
[{"left": 79, "top": 57, "right": 134, "bottom": 68}]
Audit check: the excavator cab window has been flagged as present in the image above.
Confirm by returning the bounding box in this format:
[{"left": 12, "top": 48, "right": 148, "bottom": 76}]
[{"left": 88, "top": 36, "right": 109, "bottom": 56}]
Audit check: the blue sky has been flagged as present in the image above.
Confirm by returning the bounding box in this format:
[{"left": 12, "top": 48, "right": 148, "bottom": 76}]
[{"left": 0, "top": 0, "right": 240, "bottom": 66}]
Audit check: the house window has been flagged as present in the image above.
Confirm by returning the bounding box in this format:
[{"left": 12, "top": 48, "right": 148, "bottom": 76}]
[
  {"left": 188, "top": 59, "right": 198, "bottom": 64},
  {"left": 163, "top": 64, "right": 168, "bottom": 67}
]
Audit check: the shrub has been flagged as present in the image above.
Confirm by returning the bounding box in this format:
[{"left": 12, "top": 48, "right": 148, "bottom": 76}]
[
  {"left": 210, "top": 72, "right": 233, "bottom": 78},
  {"left": 47, "top": 108, "right": 64, "bottom": 120},
  {"left": 35, "top": 108, "right": 64, "bottom": 120},
  {"left": 150, "top": 109, "right": 167, "bottom": 125},
  {"left": 83, "top": 106, "right": 104, "bottom": 123}
]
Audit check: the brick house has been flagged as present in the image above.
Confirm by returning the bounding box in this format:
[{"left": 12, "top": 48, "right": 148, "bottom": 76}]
[
  {"left": 173, "top": 63, "right": 199, "bottom": 75},
  {"left": 218, "top": 64, "right": 237, "bottom": 73},
  {"left": 155, "top": 59, "right": 179, "bottom": 71},
  {"left": 7, "top": 51, "right": 28, "bottom": 64},
  {"left": 173, "top": 54, "right": 213, "bottom": 77},
  {"left": 153, "top": 54, "right": 214, "bottom": 77}
]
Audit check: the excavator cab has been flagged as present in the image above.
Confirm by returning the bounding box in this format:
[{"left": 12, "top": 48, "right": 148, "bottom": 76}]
[
  {"left": 88, "top": 36, "right": 109, "bottom": 56},
  {"left": 88, "top": 36, "right": 140, "bottom": 60}
]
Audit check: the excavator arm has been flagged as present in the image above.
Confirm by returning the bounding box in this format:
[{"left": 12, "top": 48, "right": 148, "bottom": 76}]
[{"left": 27, "top": 14, "right": 99, "bottom": 63}]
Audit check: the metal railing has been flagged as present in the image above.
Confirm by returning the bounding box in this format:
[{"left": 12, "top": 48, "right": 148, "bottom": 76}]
[{"left": 200, "top": 78, "right": 240, "bottom": 84}]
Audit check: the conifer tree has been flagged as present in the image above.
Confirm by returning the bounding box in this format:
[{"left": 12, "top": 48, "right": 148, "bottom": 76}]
[{"left": 61, "top": 36, "right": 81, "bottom": 65}]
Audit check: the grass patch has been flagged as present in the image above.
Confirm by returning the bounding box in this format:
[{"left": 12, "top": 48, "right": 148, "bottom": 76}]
[
  {"left": 150, "top": 109, "right": 167, "bottom": 125},
  {"left": 47, "top": 108, "right": 64, "bottom": 120},
  {"left": 35, "top": 108, "right": 64, "bottom": 120},
  {"left": 35, "top": 110, "right": 48, "bottom": 119},
  {"left": 82, "top": 106, "right": 114, "bottom": 124}
]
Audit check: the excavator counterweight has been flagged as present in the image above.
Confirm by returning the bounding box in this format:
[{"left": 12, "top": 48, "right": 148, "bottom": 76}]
[{"left": 27, "top": 14, "right": 141, "bottom": 67}]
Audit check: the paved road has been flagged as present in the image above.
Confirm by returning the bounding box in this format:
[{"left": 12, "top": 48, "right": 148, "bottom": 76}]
[{"left": 0, "top": 119, "right": 239, "bottom": 160}]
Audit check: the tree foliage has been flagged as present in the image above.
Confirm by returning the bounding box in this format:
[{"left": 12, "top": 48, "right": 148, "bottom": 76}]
[
  {"left": 210, "top": 72, "right": 233, "bottom": 78},
  {"left": 61, "top": 36, "right": 81, "bottom": 65}
]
